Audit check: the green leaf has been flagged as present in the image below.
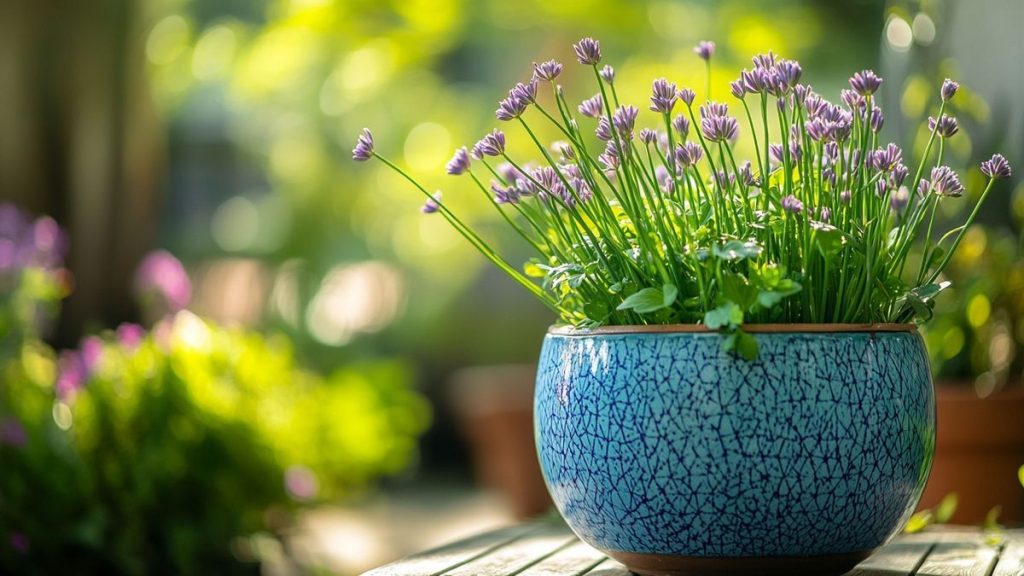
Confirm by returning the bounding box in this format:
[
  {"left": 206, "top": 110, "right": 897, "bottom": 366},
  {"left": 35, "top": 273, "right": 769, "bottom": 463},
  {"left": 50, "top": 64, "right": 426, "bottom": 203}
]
[
  {"left": 734, "top": 330, "right": 759, "bottom": 360},
  {"left": 713, "top": 239, "right": 762, "bottom": 262},
  {"left": 719, "top": 329, "right": 759, "bottom": 360},
  {"left": 983, "top": 505, "right": 1002, "bottom": 532},
  {"left": 662, "top": 283, "right": 678, "bottom": 307},
  {"left": 934, "top": 493, "right": 958, "bottom": 523},
  {"left": 616, "top": 284, "right": 677, "bottom": 314},
  {"left": 903, "top": 510, "right": 931, "bottom": 534},
  {"left": 810, "top": 220, "right": 845, "bottom": 255},
  {"left": 584, "top": 301, "right": 609, "bottom": 321},
  {"left": 524, "top": 261, "right": 545, "bottom": 278},
  {"left": 704, "top": 302, "right": 743, "bottom": 330},
  {"left": 756, "top": 280, "right": 802, "bottom": 309}
]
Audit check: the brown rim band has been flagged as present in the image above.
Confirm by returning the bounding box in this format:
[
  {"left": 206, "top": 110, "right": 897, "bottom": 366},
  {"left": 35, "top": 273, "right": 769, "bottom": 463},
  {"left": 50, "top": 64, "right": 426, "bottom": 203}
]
[{"left": 548, "top": 323, "right": 918, "bottom": 336}]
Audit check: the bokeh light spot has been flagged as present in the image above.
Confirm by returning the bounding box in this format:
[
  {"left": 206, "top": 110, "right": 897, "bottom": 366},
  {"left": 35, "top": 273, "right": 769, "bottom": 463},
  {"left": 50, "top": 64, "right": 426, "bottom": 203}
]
[
  {"left": 212, "top": 196, "right": 260, "bottom": 252},
  {"left": 147, "top": 15, "right": 190, "bottom": 65},
  {"left": 404, "top": 123, "right": 450, "bottom": 172},
  {"left": 885, "top": 16, "right": 913, "bottom": 52}
]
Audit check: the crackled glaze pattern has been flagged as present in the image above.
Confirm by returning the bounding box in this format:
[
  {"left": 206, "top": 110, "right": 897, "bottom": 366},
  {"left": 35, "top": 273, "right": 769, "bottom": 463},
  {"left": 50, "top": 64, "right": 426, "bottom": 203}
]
[{"left": 534, "top": 330, "right": 934, "bottom": 558}]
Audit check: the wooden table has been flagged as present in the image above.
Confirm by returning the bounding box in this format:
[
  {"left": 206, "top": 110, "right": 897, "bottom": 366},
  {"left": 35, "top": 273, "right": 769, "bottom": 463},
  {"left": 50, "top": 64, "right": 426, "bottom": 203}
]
[{"left": 363, "top": 518, "right": 1023, "bottom": 576}]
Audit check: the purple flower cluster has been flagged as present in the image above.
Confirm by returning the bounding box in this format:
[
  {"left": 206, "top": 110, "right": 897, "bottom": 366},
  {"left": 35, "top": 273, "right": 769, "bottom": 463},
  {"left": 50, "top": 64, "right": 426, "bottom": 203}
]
[
  {"left": 573, "top": 37, "right": 602, "bottom": 65},
  {"left": 693, "top": 41, "right": 715, "bottom": 61},
  {"left": 0, "top": 204, "right": 67, "bottom": 274},
  {"left": 928, "top": 114, "right": 959, "bottom": 138},
  {"left": 421, "top": 192, "right": 442, "bottom": 214},
  {"left": 980, "top": 154, "right": 1012, "bottom": 179},
  {"left": 699, "top": 101, "right": 739, "bottom": 142},
  {"left": 134, "top": 250, "right": 192, "bottom": 314},
  {"left": 733, "top": 53, "right": 802, "bottom": 98}
]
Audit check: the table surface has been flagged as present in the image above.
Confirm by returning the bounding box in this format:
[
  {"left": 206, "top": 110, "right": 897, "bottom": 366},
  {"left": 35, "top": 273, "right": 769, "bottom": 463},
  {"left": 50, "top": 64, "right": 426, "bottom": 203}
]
[{"left": 362, "top": 519, "right": 1024, "bottom": 576}]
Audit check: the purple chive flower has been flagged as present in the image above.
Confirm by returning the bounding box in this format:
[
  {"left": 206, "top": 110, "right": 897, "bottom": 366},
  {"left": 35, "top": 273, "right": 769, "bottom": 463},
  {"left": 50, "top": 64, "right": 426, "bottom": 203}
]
[
  {"left": 470, "top": 140, "right": 486, "bottom": 160},
  {"left": 134, "top": 250, "right": 191, "bottom": 314},
  {"left": 930, "top": 166, "right": 965, "bottom": 197},
  {"left": 928, "top": 115, "right": 959, "bottom": 138},
  {"left": 650, "top": 78, "right": 678, "bottom": 114},
  {"left": 876, "top": 180, "right": 888, "bottom": 198},
  {"left": 769, "top": 143, "right": 785, "bottom": 166},
  {"left": 117, "top": 322, "right": 145, "bottom": 349},
  {"left": 980, "top": 154, "right": 1012, "bottom": 179},
  {"left": 701, "top": 116, "right": 739, "bottom": 142},
  {"left": 917, "top": 179, "right": 930, "bottom": 198},
  {"left": 941, "top": 78, "right": 959, "bottom": 102},
  {"left": 599, "top": 65, "right": 615, "bottom": 83},
  {"left": 840, "top": 190, "right": 853, "bottom": 205},
  {"left": 578, "top": 94, "right": 604, "bottom": 118},
  {"left": 573, "top": 37, "right": 602, "bottom": 65},
  {"left": 446, "top": 147, "right": 471, "bottom": 175},
  {"left": 893, "top": 163, "right": 909, "bottom": 187},
  {"left": 840, "top": 89, "right": 864, "bottom": 110},
  {"left": 738, "top": 161, "right": 757, "bottom": 186},
  {"left": 694, "top": 40, "right": 715, "bottom": 61},
  {"left": 793, "top": 84, "right": 810, "bottom": 104},
  {"left": 478, "top": 130, "right": 506, "bottom": 156},
  {"left": 849, "top": 70, "right": 882, "bottom": 96},
  {"left": 595, "top": 116, "right": 613, "bottom": 141},
  {"left": 890, "top": 186, "right": 910, "bottom": 212},
  {"left": 818, "top": 206, "right": 832, "bottom": 223},
  {"left": 678, "top": 88, "right": 696, "bottom": 106},
  {"left": 729, "top": 80, "right": 747, "bottom": 99},
  {"left": 352, "top": 128, "right": 374, "bottom": 161},
  {"left": 673, "top": 142, "right": 704, "bottom": 168},
  {"left": 781, "top": 194, "right": 804, "bottom": 214},
  {"left": 421, "top": 191, "right": 443, "bottom": 214},
  {"left": 775, "top": 59, "right": 802, "bottom": 87},
  {"left": 672, "top": 114, "right": 690, "bottom": 138},
  {"left": 870, "top": 106, "right": 884, "bottom": 133},
  {"left": 285, "top": 465, "right": 320, "bottom": 502},
  {"left": 713, "top": 170, "right": 735, "bottom": 189},
  {"left": 552, "top": 141, "right": 576, "bottom": 160},
  {"left": 496, "top": 93, "right": 528, "bottom": 121},
  {"left": 741, "top": 68, "right": 769, "bottom": 93},
  {"left": 639, "top": 128, "right": 658, "bottom": 145},
  {"left": 612, "top": 105, "right": 639, "bottom": 135},
  {"left": 491, "top": 181, "right": 521, "bottom": 205},
  {"left": 0, "top": 418, "right": 27, "bottom": 448},
  {"left": 511, "top": 80, "right": 538, "bottom": 104},
  {"left": 533, "top": 59, "right": 563, "bottom": 81},
  {"left": 871, "top": 143, "right": 903, "bottom": 172},
  {"left": 700, "top": 101, "right": 729, "bottom": 119},
  {"left": 655, "top": 166, "right": 675, "bottom": 193},
  {"left": 752, "top": 52, "right": 777, "bottom": 70}
]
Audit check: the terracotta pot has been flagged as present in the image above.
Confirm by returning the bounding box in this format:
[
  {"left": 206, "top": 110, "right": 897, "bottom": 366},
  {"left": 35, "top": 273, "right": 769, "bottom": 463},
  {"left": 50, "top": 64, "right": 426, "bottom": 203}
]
[
  {"left": 449, "top": 365, "right": 552, "bottom": 519},
  {"left": 917, "top": 384, "right": 1024, "bottom": 523}
]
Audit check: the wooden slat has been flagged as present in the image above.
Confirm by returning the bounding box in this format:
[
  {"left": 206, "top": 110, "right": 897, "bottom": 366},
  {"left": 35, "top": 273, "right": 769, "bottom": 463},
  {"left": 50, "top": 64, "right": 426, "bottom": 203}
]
[
  {"left": 914, "top": 540, "right": 1000, "bottom": 576},
  {"left": 847, "top": 540, "right": 935, "bottom": 576},
  {"left": 992, "top": 538, "right": 1024, "bottom": 576},
  {"left": 515, "top": 542, "right": 608, "bottom": 576},
  {"left": 362, "top": 525, "right": 536, "bottom": 576},
  {"left": 441, "top": 527, "right": 577, "bottom": 576}
]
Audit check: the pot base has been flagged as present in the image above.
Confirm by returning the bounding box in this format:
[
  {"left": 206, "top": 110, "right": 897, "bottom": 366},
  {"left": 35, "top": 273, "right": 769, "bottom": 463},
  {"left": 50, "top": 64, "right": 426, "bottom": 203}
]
[{"left": 606, "top": 549, "right": 872, "bottom": 576}]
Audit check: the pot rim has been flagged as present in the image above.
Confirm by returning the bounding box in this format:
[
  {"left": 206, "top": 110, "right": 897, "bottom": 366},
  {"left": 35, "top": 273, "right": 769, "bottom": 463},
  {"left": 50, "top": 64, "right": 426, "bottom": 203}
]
[{"left": 548, "top": 323, "right": 918, "bottom": 336}]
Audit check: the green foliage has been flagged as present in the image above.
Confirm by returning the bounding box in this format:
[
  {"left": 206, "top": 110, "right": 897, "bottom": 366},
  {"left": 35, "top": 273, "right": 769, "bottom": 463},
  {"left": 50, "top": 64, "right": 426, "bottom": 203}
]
[{"left": 0, "top": 313, "right": 429, "bottom": 575}]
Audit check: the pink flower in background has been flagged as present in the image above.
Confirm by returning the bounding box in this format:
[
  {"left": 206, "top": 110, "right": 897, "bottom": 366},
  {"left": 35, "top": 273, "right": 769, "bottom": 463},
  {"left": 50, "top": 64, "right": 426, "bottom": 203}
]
[
  {"left": 133, "top": 250, "right": 191, "bottom": 316},
  {"left": 55, "top": 351, "right": 86, "bottom": 400},
  {"left": 0, "top": 419, "right": 27, "bottom": 448},
  {"left": 284, "top": 465, "right": 319, "bottom": 502},
  {"left": 80, "top": 336, "right": 104, "bottom": 373},
  {"left": 116, "top": 323, "right": 146, "bottom": 349}
]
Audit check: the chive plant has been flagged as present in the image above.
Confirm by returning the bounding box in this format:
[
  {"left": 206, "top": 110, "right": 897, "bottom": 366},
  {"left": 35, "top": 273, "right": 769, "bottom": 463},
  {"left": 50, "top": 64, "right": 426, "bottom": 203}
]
[{"left": 353, "top": 37, "right": 1012, "bottom": 358}]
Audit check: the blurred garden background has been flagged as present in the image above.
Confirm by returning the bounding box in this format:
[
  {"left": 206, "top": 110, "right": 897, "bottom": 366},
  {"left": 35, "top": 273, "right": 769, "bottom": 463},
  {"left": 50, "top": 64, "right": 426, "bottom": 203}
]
[{"left": 1, "top": 0, "right": 1022, "bottom": 573}]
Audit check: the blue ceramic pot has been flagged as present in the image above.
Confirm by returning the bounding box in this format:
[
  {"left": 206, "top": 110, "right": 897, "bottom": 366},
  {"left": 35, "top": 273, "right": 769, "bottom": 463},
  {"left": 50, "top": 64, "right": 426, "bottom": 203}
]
[{"left": 534, "top": 325, "right": 934, "bottom": 576}]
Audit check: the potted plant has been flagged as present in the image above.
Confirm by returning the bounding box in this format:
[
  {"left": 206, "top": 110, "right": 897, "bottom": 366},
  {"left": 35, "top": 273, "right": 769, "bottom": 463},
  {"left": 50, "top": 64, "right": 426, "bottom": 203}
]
[
  {"left": 917, "top": 225, "right": 1024, "bottom": 523},
  {"left": 351, "top": 37, "right": 1011, "bottom": 576}
]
